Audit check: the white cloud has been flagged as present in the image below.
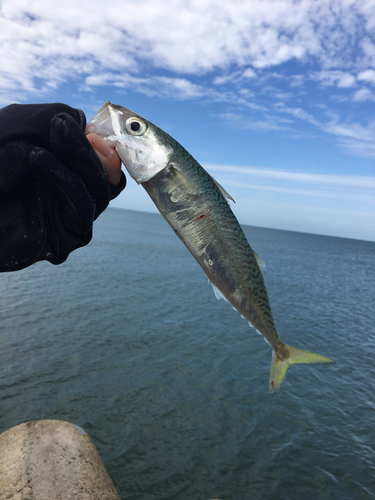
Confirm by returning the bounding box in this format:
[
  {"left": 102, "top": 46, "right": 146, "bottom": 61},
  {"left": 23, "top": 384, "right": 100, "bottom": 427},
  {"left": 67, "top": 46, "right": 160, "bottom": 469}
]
[
  {"left": 84, "top": 72, "right": 206, "bottom": 100},
  {"left": 243, "top": 69, "right": 256, "bottom": 79},
  {"left": 338, "top": 137, "right": 375, "bottom": 159},
  {"left": 358, "top": 69, "right": 375, "bottom": 83},
  {"left": 205, "top": 164, "right": 375, "bottom": 190},
  {"left": 324, "top": 120, "right": 375, "bottom": 142},
  {"left": 353, "top": 87, "right": 374, "bottom": 101},
  {"left": 360, "top": 36, "right": 375, "bottom": 67},
  {"left": 1, "top": 0, "right": 374, "bottom": 95},
  {"left": 277, "top": 105, "right": 320, "bottom": 126},
  {"left": 213, "top": 68, "right": 256, "bottom": 86},
  {"left": 311, "top": 70, "right": 356, "bottom": 88},
  {"left": 1, "top": 0, "right": 375, "bottom": 164},
  {"left": 265, "top": 101, "right": 375, "bottom": 159},
  {"left": 217, "top": 97, "right": 375, "bottom": 161},
  {"left": 219, "top": 112, "right": 290, "bottom": 132}
]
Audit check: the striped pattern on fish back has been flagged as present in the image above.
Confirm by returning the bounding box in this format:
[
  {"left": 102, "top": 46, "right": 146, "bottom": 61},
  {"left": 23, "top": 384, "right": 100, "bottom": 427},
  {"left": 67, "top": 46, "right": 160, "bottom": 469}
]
[{"left": 143, "top": 125, "right": 280, "bottom": 345}]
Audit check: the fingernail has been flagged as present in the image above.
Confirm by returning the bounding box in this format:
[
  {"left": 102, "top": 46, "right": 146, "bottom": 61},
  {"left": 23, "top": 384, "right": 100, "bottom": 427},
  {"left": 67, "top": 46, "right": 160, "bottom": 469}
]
[
  {"left": 94, "top": 136, "right": 114, "bottom": 160},
  {"left": 94, "top": 150, "right": 110, "bottom": 166}
]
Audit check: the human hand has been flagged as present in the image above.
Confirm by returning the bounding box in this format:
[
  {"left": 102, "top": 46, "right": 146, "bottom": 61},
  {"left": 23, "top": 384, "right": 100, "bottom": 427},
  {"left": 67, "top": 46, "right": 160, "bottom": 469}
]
[{"left": 0, "top": 102, "right": 126, "bottom": 271}]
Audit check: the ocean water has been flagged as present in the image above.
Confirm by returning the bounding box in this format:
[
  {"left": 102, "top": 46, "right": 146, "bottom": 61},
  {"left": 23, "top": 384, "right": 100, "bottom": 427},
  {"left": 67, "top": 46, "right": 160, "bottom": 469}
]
[{"left": 0, "top": 207, "right": 374, "bottom": 500}]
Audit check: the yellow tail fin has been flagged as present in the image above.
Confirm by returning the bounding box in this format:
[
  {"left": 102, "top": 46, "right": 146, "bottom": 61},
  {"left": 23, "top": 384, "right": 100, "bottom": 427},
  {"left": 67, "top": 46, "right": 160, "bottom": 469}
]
[{"left": 269, "top": 344, "right": 334, "bottom": 392}]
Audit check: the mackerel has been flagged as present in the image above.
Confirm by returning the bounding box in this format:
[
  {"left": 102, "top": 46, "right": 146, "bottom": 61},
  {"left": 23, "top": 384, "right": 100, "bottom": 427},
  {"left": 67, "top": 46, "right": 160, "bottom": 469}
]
[{"left": 89, "top": 101, "right": 334, "bottom": 392}]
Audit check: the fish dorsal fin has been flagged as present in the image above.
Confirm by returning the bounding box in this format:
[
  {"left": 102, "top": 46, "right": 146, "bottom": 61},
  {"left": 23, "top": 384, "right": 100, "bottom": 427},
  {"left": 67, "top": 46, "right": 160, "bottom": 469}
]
[
  {"left": 207, "top": 173, "right": 235, "bottom": 203},
  {"left": 253, "top": 251, "right": 265, "bottom": 276}
]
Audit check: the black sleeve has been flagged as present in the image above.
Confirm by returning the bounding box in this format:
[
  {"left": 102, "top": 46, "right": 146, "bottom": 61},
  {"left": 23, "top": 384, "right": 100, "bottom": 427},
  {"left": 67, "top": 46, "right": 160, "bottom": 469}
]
[{"left": 0, "top": 103, "right": 126, "bottom": 272}]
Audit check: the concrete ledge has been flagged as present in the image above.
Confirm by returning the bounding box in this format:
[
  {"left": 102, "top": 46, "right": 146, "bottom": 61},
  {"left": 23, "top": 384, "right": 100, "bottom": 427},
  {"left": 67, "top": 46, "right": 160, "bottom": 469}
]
[{"left": 0, "top": 420, "right": 120, "bottom": 500}]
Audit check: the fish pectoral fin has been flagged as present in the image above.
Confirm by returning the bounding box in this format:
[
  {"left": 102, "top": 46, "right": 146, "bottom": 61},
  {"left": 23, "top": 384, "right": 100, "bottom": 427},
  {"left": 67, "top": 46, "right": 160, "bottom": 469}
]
[
  {"left": 269, "top": 344, "right": 334, "bottom": 393},
  {"left": 207, "top": 173, "right": 236, "bottom": 203}
]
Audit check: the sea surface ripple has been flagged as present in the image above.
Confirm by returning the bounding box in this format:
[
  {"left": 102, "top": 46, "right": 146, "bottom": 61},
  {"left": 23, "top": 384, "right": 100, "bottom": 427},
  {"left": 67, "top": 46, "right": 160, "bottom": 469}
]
[{"left": 1, "top": 208, "right": 374, "bottom": 499}]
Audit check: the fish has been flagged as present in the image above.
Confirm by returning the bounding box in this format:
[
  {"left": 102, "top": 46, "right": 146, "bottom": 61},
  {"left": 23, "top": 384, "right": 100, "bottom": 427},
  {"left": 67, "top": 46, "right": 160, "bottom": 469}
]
[{"left": 89, "top": 101, "right": 334, "bottom": 392}]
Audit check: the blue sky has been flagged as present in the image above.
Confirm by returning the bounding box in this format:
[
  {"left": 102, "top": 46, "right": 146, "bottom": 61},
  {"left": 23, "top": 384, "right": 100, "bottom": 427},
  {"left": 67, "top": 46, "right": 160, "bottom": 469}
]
[{"left": 1, "top": 0, "right": 374, "bottom": 241}]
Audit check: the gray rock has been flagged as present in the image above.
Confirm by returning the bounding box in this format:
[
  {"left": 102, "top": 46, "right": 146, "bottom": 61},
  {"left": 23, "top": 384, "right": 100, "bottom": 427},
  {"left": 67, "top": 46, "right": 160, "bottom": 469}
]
[{"left": 0, "top": 420, "right": 120, "bottom": 500}]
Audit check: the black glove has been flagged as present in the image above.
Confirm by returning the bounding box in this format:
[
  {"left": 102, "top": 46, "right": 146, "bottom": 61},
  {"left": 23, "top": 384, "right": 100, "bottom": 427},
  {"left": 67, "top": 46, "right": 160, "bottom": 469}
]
[{"left": 0, "top": 103, "right": 126, "bottom": 272}]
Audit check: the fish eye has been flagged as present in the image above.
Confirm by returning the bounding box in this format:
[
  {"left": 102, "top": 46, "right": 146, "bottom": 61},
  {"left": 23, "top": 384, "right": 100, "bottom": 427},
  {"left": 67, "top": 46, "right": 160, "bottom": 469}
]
[{"left": 125, "top": 117, "right": 147, "bottom": 136}]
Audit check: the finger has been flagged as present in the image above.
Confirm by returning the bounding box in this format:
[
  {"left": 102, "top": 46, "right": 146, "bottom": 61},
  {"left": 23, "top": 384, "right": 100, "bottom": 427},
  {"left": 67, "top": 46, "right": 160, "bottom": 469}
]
[{"left": 86, "top": 133, "right": 122, "bottom": 185}]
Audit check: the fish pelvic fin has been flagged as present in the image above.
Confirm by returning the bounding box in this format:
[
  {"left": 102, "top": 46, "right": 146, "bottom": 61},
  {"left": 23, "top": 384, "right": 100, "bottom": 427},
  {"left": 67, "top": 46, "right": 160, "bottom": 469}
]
[{"left": 269, "top": 344, "right": 334, "bottom": 393}]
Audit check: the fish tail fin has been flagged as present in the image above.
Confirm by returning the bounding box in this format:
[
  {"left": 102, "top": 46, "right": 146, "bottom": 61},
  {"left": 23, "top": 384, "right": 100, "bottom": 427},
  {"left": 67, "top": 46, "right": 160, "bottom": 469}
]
[{"left": 269, "top": 344, "right": 334, "bottom": 393}]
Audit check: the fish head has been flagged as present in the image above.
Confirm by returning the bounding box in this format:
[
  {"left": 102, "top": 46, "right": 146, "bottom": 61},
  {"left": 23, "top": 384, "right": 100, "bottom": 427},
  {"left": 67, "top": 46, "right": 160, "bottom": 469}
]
[{"left": 89, "top": 101, "right": 173, "bottom": 183}]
